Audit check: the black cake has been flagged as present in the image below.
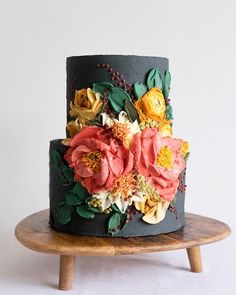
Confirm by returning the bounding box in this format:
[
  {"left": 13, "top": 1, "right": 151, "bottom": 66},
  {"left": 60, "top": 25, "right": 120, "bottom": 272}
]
[{"left": 49, "top": 55, "right": 187, "bottom": 237}]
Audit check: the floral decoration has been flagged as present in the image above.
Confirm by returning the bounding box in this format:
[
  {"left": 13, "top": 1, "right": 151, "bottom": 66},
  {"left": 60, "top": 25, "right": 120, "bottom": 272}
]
[{"left": 51, "top": 65, "right": 189, "bottom": 235}]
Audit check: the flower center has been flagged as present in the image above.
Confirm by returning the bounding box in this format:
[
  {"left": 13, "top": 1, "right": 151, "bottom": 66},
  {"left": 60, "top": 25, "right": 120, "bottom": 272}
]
[
  {"left": 112, "top": 122, "right": 130, "bottom": 142},
  {"left": 113, "top": 172, "right": 136, "bottom": 200},
  {"left": 82, "top": 151, "right": 102, "bottom": 171},
  {"left": 156, "top": 146, "right": 173, "bottom": 169}
]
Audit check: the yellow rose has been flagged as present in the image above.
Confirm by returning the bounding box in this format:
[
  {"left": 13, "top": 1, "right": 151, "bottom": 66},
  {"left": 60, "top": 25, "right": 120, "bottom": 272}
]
[
  {"left": 70, "top": 88, "right": 103, "bottom": 121},
  {"left": 65, "top": 88, "right": 103, "bottom": 140},
  {"left": 135, "top": 87, "right": 166, "bottom": 122}
]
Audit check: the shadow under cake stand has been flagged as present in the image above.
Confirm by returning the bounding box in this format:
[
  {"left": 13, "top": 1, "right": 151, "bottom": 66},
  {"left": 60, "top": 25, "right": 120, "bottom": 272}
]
[{"left": 15, "top": 209, "right": 231, "bottom": 291}]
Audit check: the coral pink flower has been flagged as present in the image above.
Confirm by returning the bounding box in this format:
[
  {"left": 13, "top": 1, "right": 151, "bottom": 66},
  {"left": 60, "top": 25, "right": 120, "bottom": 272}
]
[
  {"left": 64, "top": 126, "right": 134, "bottom": 194},
  {"left": 131, "top": 128, "right": 186, "bottom": 201}
]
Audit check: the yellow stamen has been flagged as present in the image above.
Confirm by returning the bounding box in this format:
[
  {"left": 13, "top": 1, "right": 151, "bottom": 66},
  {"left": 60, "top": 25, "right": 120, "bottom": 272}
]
[
  {"left": 112, "top": 122, "right": 130, "bottom": 142},
  {"left": 113, "top": 172, "right": 136, "bottom": 200},
  {"left": 156, "top": 146, "right": 173, "bottom": 169},
  {"left": 81, "top": 151, "right": 102, "bottom": 171}
]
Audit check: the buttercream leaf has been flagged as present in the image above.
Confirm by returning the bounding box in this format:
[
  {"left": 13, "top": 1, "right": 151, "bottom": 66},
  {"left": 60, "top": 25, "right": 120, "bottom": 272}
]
[
  {"left": 65, "top": 192, "right": 83, "bottom": 206},
  {"left": 56, "top": 203, "right": 72, "bottom": 224},
  {"left": 133, "top": 82, "right": 147, "bottom": 98},
  {"left": 70, "top": 182, "right": 91, "bottom": 201},
  {"left": 108, "top": 87, "right": 131, "bottom": 113},
  {"left": 108, "top": 213, "right": 122, "bottom": 236},
  {"left": 50, "top": 150, "right": 62, "bottom": 170},
  {"left": 76, "top": 205, "right": 95, "bottom": 219},
  {"left": 163, "top": 70, "right": 171, "bottom": 98},
  {"left": 124, "top": 99, "right": 140, "bottom": 123},
  {"left": 93, "top": 82, "right": 113, "bottom": 93},
  {"left": 146, "top": 68, "right": 163, "bottom": 90}
]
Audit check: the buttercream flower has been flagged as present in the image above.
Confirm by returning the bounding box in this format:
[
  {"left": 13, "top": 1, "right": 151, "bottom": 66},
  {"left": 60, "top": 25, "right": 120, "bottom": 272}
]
[
  {"left": 93, "top": 172, "right": 143, "bottom": 213},
  {"left": 131, "top": 128, "right": 186, "bottom": 202},
  {"left": 101, "top": 111, "right": 140, "bottom": 148},
  {"left": 135, "top": 194, "right": 170, "bottom": 224},
  {"left": 135, "top": 87, "right": 172, "bottom": 135},
  {"left": 134, "top": 174, "right": 169, "bottom": 224},
  {"left": 70, "top": 88, "right": 103, "bottom": 120},
  {"left": 135, "top": 87, "right": 166, "bottom": 121},
  {"left": 64, "top": 125, "right": 134, "bottom": 194}
]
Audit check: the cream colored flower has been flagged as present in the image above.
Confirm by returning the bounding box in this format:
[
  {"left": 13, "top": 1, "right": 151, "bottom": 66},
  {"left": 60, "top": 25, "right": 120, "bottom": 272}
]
[{"left": 101, "top": 111, "right": 140, "bottom": 148}]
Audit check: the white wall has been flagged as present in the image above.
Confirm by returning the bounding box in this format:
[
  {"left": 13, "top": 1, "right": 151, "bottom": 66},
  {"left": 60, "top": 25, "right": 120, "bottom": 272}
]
[{"left": 0, "top": 0, "right": 235, "bottom": 294}]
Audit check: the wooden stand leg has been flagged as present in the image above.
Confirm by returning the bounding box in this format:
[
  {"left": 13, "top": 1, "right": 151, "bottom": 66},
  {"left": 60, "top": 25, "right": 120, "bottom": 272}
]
[
  {"left": 186, "top": 246, "right": 202, "bottom": 273},
  {"left": 59, "top": 255, "right": 75, "bottom": 290}
]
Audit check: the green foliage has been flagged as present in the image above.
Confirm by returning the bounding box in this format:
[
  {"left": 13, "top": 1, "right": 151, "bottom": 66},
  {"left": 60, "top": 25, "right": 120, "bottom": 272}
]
[
  {"left": 124, "top": 99, "right": 140, "bottom": 122},
  {"left": 146, "top": 67, "right": 163, "bottom": 90},
  {"left": 70, "top": 182, "right": 91, "bottom": 201},
  {"left": 108, "top": 87, "right": 131, "bottom": 113},
  {"left": 108, "top": 212, "right": 129, "bottom": 236},
  {"left": 50, "top": 150, "right": 74, "bottom": 187},
  {"left": 50, "top": 150, "right": 62, "bottom": 170},
  {"left": 92, "top": 82, "right": 114, "bottom": 93},
  {"left": 65, "top": 192, "right": 83, "bottom": 206},
  {"left": 165, "top": 104, "right": 174, "bottom": 120},
  {"left": 133, "top": 82, "right": 147, "bottom": 98},
  {"left": 76, "top": 205, "right": 96, "bottom": 219},
  {"left": 163, "top": 70, "right": 171, "bottom": 98},
  {"left": 55, "top": 202, "right": 73, "bottom": 224}
]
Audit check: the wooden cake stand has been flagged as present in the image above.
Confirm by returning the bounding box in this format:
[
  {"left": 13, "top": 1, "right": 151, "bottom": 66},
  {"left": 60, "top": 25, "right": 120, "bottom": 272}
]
[{"left": 15, "top": 209, "right": 231, "bottom": 291}]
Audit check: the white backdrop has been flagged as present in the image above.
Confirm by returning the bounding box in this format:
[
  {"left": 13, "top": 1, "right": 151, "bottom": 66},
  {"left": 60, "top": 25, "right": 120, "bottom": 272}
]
[{"left": 0, "top": 0, "right": 235, "bottom": 294}]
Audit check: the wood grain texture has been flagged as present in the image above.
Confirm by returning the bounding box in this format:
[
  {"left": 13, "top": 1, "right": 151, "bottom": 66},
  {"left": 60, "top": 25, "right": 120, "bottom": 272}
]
[
  {"left": 186, "top": 246, "right": 202, "bottom": 272},
  {"left": 59, "top": 255, "right": 75, "bottom": 290},
  {"left": 15, "top": 209, "right": 231, "bottom": 256}
]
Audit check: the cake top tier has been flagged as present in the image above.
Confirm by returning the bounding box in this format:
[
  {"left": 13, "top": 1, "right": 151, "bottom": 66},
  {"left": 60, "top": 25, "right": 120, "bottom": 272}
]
[{"left": 66, "top": 55, "right": 169, "bottom": 123}]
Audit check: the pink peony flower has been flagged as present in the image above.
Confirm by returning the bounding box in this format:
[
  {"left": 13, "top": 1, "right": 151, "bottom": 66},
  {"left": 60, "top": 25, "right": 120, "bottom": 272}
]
[
  {"left": 131, "top": 128, "right": 186, "bottom": 202},
  {"left": 64, "top": 126, "right": 134, "bottom": 194}
]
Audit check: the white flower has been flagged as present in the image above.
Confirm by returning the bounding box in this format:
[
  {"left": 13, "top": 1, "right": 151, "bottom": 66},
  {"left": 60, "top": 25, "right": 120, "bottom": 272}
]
[
  {"left": 92, "top": 191, "right": 112, "bottom": 210},
  {"left": 101, "top": 111, "right": 140, "bottom": 148}
]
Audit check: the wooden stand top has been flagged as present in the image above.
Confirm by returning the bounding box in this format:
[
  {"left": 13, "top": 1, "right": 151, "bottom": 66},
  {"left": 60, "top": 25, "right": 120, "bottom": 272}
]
[{"left": 15, "top": 209, "right": 231, "bottom": 256}]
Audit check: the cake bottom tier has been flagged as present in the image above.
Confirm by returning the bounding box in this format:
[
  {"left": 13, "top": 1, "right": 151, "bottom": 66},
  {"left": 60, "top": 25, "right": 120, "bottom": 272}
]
[{"left": 49, "top": 139, "right": 186, "bottom": 237}]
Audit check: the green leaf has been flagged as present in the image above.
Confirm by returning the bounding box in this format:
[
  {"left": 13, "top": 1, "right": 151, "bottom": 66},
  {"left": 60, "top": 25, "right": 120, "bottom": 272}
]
[
  {"left": 108, "top": 213, "right": 122, "bottom": 236},
  {"left": 124, "top": 99, "right": 140, "bottom": 123},
  {"left": 93, "top": 82, "right": 114, "bottom": 93},
  {"left": 70, "top": 182, "right": 91, "bottom": 201},
  {"left": 184, "top": 152, "right": 190, "bottom": 162},
  {"left": 163, "top": 70, "right": 171, "bottom": 99},
  {"left": 59, "top": 165, "right": 74, "bottom": 187},
  {"left": 76, "top": 205, "right": 95, "bottom": 219},
  {"left": 108, "top": 87, "right": 131, "bottom": 113},
  {"left": 111, "top": 204, "right": 122, "bottom": 213},
  {"left": 146, "top": 68, "right": 163, "bottom": 90},
  {"left": 50, "top": 150, "right": 62, "bottom": 170},
  {"left": 133, "top": 82, "right": 147, "bottom": 98},
  {"left": 65, "top": 192, "right": 83, "bottom": 206},
  {"left": 55, "top": 203, "right": 72, "bottom": 224},
  {"left": 166, "top": 104, "right": 173, "bottom": 120}
]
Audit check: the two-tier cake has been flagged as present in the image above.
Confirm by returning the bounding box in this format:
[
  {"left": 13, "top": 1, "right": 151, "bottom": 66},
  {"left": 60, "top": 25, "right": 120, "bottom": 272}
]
[{"left": 49, "top": 55, "right": 189, "bottom": 237}]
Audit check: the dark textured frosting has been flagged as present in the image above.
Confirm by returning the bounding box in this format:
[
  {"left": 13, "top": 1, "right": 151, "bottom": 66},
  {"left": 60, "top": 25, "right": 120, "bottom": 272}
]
[{"left": 66, "top": 55, "right": 168, "bottom": 124}]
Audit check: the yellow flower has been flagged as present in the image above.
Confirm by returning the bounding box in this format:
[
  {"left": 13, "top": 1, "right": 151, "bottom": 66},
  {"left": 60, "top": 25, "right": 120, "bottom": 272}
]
[
  {"left": 67, "top": 118, "right": 81, "bottom": 138},
  {"left": 135, "top": 87, "right": 172, "bottom": 136},
  {"left": 70, "top": 88, "right": 103, "bottom": 121},
  {"left": 135, "top": 194, "right": 170, "bottom": 224},
  {"left": 181, "top": 141, "right": 190, "bottom": 157},
  {"left": 135, "top": 87, "right": 166, "bottom": 122},
  {"left": 64, "top": 88, "right": 103, "bottom": 142}
]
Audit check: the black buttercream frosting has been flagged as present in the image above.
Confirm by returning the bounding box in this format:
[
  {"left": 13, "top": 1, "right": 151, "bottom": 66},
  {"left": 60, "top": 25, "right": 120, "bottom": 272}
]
[{"left": 49, "top": 55, "right": 185, "bottom": 237}]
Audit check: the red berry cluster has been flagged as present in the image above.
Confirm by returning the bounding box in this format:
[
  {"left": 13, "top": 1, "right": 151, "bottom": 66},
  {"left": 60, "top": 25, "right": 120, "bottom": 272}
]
[
  {"left": 97, "top": 63, "right": 135, "bottom": 101},
  {"left": 168, "top": 205, "right": 178, "bottom": 220},
  {"left": 178, "top": 172, "right": 187, "bottom": 192}
]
